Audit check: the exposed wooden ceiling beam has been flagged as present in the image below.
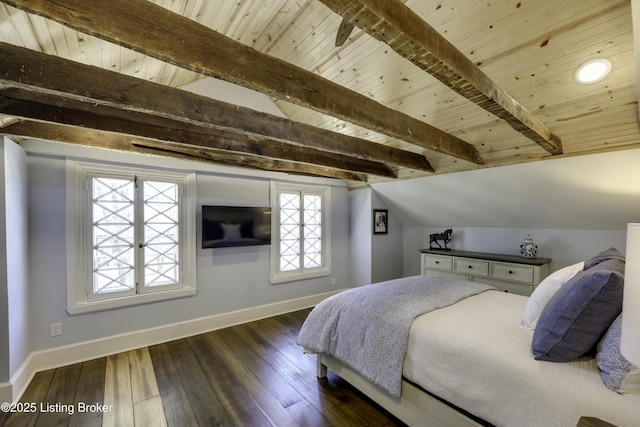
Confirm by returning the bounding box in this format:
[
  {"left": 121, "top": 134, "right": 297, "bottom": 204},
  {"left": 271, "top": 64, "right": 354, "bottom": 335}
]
[
  {"left": 0, "top": 42, "right": 428, "bottom": 173},
  {"left": 0, "top": 95, "right": 396, "bottom": 178},
  {"left": 1, "top": 0, "right": 483, "bottom": 166},
  {"left": 2, "top": 120, "right": 368, "bottom": 182},
  {"left": 319, "top": 0, "right": 563, "bottom": 155},
  {"left": 136, "top": 143, "right": 368, "bottom": 182}
]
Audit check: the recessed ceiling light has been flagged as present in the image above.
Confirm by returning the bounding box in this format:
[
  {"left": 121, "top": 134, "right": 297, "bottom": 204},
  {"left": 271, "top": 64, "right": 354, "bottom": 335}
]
[{"left": 575, "top": 59, "right": 611, "bottom": 84}]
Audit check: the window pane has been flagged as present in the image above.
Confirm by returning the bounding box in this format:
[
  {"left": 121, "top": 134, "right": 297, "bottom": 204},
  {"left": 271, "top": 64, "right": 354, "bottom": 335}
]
[
  {"left": 279, "top": 192, "right": 300, "bottom": 271},
  {"left": 92, "top": 177, "right": 135, "bottom": 294},
  {"left": 93, "top": 250, "right": 135, "bottom": 294},
  {"left": 144, "top": 181, "right": 179, "bottom": 287},
  {"left": 303, "top": 194, "right": 322, "bottom": 268}
]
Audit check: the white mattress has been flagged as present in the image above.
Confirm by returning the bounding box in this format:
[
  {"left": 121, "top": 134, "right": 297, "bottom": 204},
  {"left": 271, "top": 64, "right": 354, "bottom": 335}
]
[{"left": 403, "top": 290, "right": 640, "bottom": 427}]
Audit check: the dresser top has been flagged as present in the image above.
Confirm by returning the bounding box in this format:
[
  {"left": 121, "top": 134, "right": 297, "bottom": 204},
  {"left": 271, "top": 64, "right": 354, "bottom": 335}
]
[{"left": 420, "top": 248, "right": 552, "bottom": 266}]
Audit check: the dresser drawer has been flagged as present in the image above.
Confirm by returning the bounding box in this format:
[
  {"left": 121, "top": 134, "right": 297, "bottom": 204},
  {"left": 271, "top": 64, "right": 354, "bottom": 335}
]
[
  {"left": 491, "top": 279, "right": 533, "bottom": 296},
  {"left": 454, "top": 258, "right": 489, "bottom": 276},
  {"left": 491, "top": 262, "right": 534, "bottom": 283},
  {"left": 423, "top": 255, "right": 453, "bottom": 271}
]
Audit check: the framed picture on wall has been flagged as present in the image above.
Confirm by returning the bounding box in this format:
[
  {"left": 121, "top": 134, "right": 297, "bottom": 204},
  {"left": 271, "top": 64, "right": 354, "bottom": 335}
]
[{"left": 373, "top": 209, "right": 388, "bottom": 234}]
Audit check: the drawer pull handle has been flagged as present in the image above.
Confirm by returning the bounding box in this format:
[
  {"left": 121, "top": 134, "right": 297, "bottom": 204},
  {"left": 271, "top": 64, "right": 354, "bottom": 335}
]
[
  {"left": 508, "top": 270, "right": 514, "bottom": 274},
  {"left": 435, "top": 261, "right": 439, "bottom": 264},
  {"left": 468, "top": 265, "right": 473, "bottom": 269}
]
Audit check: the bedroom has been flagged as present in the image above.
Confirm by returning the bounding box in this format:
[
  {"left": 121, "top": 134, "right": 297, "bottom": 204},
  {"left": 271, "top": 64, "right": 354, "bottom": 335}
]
[{"left": 1, "top": 0, "right": 639, "bottom": 426}]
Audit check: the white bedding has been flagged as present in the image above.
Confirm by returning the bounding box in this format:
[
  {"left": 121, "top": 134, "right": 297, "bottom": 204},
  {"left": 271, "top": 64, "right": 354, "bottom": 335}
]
[{"left": 403, "top": 290, "right": 640, "bottom": 427}]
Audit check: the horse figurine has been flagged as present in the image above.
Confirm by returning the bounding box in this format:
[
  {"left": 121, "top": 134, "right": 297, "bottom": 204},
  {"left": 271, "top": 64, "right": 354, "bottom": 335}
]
[{"left": 429, "top": 228, "right": 452, "bottom": 250}]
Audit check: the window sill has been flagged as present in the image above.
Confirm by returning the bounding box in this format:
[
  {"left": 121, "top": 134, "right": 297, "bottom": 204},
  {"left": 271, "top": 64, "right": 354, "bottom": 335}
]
[
  {"left": 67, "top": 288, "right": 197, "bottom": 315},
  {"left": 270, "top": 268, "right": 331, "bottom": 285}
]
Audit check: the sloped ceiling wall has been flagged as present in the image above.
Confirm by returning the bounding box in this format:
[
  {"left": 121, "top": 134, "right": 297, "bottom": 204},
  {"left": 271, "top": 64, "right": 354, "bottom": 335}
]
[
  {"left": 372, "top": 149, "right": 640, "bottom": 231},
  {"left": 181, "top": 77, "right": 287, "bottom": 119}
]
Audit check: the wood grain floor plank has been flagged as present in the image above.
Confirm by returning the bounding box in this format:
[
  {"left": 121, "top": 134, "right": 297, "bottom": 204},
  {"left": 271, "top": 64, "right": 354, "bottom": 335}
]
[
  {"left": 163, "top": 338, "right": 232, "bottom": 426},
  {"left": 235, "top": 322, "right": 376, "bottom": 426},
  {"left": 2, "top": 369, "right": 55, "bottom": 427},
  {"left": 69, "top": 357, "right": 107, "bottom": 427},
  {"left": 245, "top": 327, "right": 362, "bottom": 425},
  {"left": 188, "top": 333, "right": 274, "bottom": 427},
  {"left": 35, "top": 363, "right": 82, "bottom": 427},
  {"left": 204, "top": 328, "right": 306, "bottom": 426},
  {"left": 225, "top": 324, "right": 333, "bottom": 427},
  {"left": 133, "top": 396, "right": 167, "bottom": 427},
  {"left": 276, "top": 309, "right": 311, "bottom": 336},
  {"left": 285, "top": 398, "right": 334, "bottom": 427},
  {"left": 128, "top": 348, "right": 159, "bottom": 404},
  {"left": 147, "top": 343, "right": 198, "bottom": 427},
  {"left": 130, "top": 355, "right": 167, "bottom": 427},
  {"left": 255, "top": 316, "right": 301, "bottom": 347},
  {"left": 242, "top": 315, "right": 402, "bottom": 427},
  {"left": 273, "top": 309, "right": 310, "bottom": 336},
  {"left": 103, "top": 352, "right": 134, "bottom": 427},
  {"left": 245, "top": 317, "right": 317, "bottom": 374}
]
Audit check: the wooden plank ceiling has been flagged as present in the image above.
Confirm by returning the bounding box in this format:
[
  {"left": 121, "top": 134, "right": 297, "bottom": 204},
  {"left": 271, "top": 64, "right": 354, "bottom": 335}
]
[{"left": 0, "top": 0, "right": 637, "bottom": 188}]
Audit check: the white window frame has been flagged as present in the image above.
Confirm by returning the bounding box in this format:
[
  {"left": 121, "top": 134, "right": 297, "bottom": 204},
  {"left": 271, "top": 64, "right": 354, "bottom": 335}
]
[
  {"left": 270, "top": 181, "right": 331, "bottom": 284},
  {"left": 66, "top": 160, "right": 197, "bottom": 314}
]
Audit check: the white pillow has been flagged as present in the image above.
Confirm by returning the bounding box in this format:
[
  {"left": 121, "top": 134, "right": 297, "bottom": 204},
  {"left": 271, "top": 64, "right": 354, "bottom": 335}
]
[
  {"left": 221, "top": 223, "right": 242, "bottom": 240},
  {"left": 521, "top": 261, "right": 584, "bottom": 329}
]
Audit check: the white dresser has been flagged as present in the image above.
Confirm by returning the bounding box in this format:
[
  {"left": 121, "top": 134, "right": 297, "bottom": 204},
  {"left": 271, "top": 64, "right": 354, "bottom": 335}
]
[{"left": 420, "top": 249, "right": 551, "bottom": 296}]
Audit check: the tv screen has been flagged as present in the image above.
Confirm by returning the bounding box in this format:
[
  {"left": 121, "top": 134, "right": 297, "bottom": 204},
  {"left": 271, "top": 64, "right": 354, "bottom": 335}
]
[{"left": 202, "top": 206, "right": 272, "bottom": 248}]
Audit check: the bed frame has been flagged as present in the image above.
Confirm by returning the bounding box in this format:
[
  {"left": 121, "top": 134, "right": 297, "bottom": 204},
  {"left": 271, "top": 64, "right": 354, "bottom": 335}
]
[{"left": 317, "top": 353, "right": 483, "bottom": 427}]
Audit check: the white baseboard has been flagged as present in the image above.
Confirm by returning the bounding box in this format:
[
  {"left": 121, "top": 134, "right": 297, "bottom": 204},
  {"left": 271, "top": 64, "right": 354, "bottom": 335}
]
[{"left": 4, "top": 289, "right": 343, "bottom": 402}]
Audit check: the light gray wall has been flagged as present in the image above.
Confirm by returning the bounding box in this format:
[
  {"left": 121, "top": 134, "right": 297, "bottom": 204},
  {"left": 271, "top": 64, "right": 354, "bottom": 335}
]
[
  {"left": 349, "top": 188, "right": 404, "bottom": 287},
  {"left": 6, "top": 141, "right": 29, "bottom": 380},
  {"left": 0, "top": 139, "right": 29, "bottom": 383},
  {"left": 0, "top": 140, "right": 8, "bottom": 382},
  {"left": 371, "top": 148, "right": 639, "bottom": 278},
  {"left": 371, "top": 190, "right": 403, "bottom": 283},
  {"left": 349, "top": 188, "right": 371, "bottom": 286},
  {"left": 373, "top": 148, "right": 640, "bottom": 231},
  {"left": 26, "top": 145, "right": 350, "bottom": 351}
]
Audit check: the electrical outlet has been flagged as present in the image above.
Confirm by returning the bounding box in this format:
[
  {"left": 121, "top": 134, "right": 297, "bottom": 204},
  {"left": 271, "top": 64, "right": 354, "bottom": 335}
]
[
  {"left": 50, "top": 323, "right": 62, "bottom": 337},
  {"left": 331, "top": 278, "right": 336, "bottom": 286}
]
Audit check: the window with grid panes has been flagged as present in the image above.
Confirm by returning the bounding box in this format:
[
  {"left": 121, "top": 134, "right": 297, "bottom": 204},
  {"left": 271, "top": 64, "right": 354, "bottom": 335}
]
[
  {"left": 270, "top": 182, "right": 331, "bottom": 283},
  {"left": 66, "top": 161, "right": 196, "bottom": 314}
]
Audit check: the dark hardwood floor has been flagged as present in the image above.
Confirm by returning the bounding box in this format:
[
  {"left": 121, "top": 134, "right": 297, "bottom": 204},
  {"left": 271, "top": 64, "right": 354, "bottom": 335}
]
[{"left": 0, "top": 309, "right": 406, "bottom": 427}]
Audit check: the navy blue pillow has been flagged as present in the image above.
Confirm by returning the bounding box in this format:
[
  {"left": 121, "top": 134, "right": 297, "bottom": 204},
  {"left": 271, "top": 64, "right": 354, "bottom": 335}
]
[
  {"left": 531, "top": 257, "right": 624, "bottom": 362},
  {"left": 583, "top": 247, "right": 625, "bottom": 270}
]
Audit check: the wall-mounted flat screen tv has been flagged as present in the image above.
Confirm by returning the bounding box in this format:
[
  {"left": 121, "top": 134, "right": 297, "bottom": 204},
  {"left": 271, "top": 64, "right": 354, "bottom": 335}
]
[{"left": 202, "top": 206, "right": 272, "bottom": 248}]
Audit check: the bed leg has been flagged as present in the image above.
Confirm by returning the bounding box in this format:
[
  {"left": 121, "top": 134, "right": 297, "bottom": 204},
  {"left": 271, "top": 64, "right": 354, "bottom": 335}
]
[{"left": 317, "top": 354, "right": 328, "bottom": 378}]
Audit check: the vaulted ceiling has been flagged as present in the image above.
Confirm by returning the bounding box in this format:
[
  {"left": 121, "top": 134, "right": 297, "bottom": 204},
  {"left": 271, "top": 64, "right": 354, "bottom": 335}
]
[{"left": 0, "top": 0, "right": 637, "bottom": 188}]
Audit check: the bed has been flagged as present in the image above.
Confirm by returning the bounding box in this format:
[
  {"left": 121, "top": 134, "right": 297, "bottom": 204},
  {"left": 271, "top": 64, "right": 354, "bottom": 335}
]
[{"left": 297, "top": 249, "right": 640, "bottom": 427}]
